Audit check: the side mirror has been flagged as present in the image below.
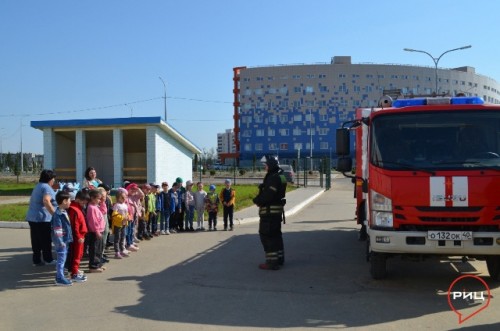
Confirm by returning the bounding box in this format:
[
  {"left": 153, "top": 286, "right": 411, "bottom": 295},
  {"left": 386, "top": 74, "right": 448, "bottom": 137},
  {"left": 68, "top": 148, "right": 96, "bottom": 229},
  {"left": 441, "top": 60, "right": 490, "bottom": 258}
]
[
  {"left": 337, "top": 157, "right": 352, "bottom": 173},
  {"left": 336, "top": 128, "right": 350, "bottom": 156}
]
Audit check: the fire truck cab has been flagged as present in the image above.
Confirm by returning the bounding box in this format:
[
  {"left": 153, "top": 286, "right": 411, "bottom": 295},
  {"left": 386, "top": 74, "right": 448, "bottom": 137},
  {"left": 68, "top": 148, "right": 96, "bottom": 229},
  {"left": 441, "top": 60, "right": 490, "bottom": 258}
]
[{"left": 336, "top": 96, "right": 500, "bottom": 279}]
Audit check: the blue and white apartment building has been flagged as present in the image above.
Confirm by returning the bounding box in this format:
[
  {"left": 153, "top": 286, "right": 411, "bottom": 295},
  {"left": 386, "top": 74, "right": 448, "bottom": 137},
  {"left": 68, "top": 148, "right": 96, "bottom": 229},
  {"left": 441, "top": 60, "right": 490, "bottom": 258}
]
[{"left": 232, "top": 56, "right": 500, "bottom": 167}]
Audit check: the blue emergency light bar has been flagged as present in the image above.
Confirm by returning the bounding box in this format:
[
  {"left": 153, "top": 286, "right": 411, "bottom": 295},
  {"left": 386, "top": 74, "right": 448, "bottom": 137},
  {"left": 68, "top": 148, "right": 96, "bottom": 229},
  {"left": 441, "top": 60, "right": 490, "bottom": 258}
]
[{"left": 392, "top": 96, "right": 484, "bottom": 108}]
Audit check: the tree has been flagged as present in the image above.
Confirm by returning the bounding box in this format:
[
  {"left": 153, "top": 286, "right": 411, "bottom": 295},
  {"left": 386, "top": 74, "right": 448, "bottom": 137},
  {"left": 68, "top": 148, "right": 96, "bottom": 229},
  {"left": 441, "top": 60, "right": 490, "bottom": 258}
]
[
  {"left": 13, "top": 160, "right": 21, "bottom": 183},
  {"left": 193, "top": 154, "right": 199, "bottom": 171}
]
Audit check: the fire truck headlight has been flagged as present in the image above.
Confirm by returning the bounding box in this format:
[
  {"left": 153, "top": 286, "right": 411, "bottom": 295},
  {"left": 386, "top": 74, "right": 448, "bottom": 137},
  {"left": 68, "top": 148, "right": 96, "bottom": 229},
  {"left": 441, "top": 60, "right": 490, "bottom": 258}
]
[
  {"left": 371, "top": 190, "right": 392, "bottom": 212},
  {"left": 373, "top": 211, "right": 393, "bottom": 227}
]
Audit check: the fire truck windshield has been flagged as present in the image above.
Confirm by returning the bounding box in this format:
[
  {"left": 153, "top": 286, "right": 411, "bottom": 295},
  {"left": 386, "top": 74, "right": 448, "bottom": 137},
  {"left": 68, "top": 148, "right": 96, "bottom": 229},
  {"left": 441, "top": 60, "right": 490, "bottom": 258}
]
[{"left": 370, "top": 110, "right": 500, "bottom": 171}]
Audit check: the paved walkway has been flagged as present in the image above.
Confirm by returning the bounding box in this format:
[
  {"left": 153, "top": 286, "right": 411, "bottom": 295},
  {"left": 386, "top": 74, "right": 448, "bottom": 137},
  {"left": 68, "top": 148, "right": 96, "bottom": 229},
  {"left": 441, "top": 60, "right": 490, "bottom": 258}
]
[{"left": 0, "top": 186, "right": 326, "bottom": 229}]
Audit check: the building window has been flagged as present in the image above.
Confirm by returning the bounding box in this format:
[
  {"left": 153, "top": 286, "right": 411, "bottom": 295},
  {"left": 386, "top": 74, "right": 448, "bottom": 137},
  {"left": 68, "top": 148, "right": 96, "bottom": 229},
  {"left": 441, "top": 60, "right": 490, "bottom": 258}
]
[
  {"left": 305, "top": 100, "right": 314, "bottom": 106},
  {"left": 279, "top": 100, "right": 288, "bottom": 107},
  {"left": 256, "top": 129, "right": 264, "bottom": 137},
  {"left": 241, "top": 116, "right": 252, "bottom": 124},
  {"left": 305, "top": 86, "right": 314, "bottom": 93},
  {"left": 294, "top": 114, "right": 302, "bottom": 121},
  {"left": 255, "top": 88, "right": 263, "bottom": 95},
  {"left": 294, "top": 86, "right": 301, "bottom": 93},
  {"left": 244, "top": 89, "right": 252, "bottom": 96},
  {"left": 319, "top": 114, "right": 328, "bottom": 121},
  {"left": 268, "top": 128, "right": 275, "bottom": 136},
  {"left": 255, "top": 143, "right": 263, "bottom": 151},
  {"left": 338, "top": 73, "right": 346, "bottom": 78},
  {"left": 244, "top": 144, "right": 252, "bottom": 151},
  {"left": 293, "top": 100, "right": 301, "bottom": 108},
  {"left": 254, "top": 115, "right": 263, "bottom": 123},
  {"left": 307, "top": 128, "right": 315, "bottom": 135},
  {"left": 292, "top": 75, "right": 301, "bottom": 79},
  {"left": 319, "top": 128, "right": 328, "bottom": 135},
  {"left": 319, "top": 74, "right": 326, "bottom": 78},
  {"left": 294, "top": 143, "right": 303, "bottom": 150},
  {"left": 280, "top": 143, "right": 288, "bottom": 150},
  {"left": 241, "top": 130, "right": 251, "bottom": 137},
  {"left": 269, "top": 115, "right": 277, "bottom": 124},
  {"left": 320, "top": 142, "right": 329, "bottom": 149},
  {"left": 280, "top": 87, "right": 288, "bottom": 94},
  {"left": 279, "top": 129, "right": 289, "bottom": 136},
  {"left": 319, "top": 86, "right": 328, "bottom": 92},
  {"left": 293, "top": 128, "right": 302, "bottom": 136},
  {"left": 280, "top": 115, "right": 288, "bottom": 123},
  {"left": 269, "top": 88, "right": 277, "bottom": 94},
  {"left": 269, "top": 143, "right": 278, "bottom": 151}
]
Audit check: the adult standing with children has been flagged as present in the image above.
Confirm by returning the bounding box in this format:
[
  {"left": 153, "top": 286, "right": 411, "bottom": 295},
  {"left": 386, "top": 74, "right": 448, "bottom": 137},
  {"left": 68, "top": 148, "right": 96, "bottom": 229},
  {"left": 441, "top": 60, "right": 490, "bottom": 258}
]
[
  {"left": 82, "top": 166, "right": 102, "bottom": 189},
  {"left": 253, "top": 155, "right": 287, "bottom": 271},
  {"left": 219, "top": 179, "right": 235, "bottom": 231},
  {"left": 26, "top": 169, "right": 58, "bottom": 266}
]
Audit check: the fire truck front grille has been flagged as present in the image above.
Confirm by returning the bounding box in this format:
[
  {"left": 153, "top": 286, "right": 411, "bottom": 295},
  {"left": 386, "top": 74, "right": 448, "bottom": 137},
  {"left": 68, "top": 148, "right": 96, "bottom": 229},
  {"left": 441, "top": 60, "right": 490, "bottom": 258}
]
[
  {"left": 415, "top": 206, "right": 483, "bottom": 212},
  {"left": 419, "top": 217, "right": 479, "bottom": 223},
  {"left": 399, "top": 225, "right": 498, "bottom": 232}
]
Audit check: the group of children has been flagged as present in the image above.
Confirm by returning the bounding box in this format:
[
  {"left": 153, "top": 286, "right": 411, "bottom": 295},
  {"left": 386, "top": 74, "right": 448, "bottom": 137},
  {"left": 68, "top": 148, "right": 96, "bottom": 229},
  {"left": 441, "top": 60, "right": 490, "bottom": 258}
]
[{"left": 50, "top": 177, "right": 237, "bottom": 286}]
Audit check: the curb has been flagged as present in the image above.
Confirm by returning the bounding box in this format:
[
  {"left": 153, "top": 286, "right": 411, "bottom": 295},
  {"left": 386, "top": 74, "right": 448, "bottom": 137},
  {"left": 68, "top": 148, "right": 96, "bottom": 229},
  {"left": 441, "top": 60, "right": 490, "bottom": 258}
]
[
  {"left": 1, "top": 189, "right": 327, "bottom": 229},
  {"left": 236, "top": 189, "right": 325, "bottom": 225},
  {"left": 0, "top": 221, "right": 30, "bottom": 229}
]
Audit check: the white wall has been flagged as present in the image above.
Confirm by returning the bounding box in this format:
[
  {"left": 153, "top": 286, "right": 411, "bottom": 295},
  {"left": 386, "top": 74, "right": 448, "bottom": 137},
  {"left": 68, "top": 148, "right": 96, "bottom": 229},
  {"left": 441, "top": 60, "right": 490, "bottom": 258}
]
[{"left": 152, "top": 126, "right": 193, "bottom": 185}]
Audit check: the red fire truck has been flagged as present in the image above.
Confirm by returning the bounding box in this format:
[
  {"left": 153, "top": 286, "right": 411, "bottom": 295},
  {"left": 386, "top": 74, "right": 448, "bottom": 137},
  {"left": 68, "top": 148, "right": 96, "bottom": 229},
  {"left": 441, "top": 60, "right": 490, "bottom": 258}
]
[{"left": 336, "top": 96, "right": 500, "bottom": 279}]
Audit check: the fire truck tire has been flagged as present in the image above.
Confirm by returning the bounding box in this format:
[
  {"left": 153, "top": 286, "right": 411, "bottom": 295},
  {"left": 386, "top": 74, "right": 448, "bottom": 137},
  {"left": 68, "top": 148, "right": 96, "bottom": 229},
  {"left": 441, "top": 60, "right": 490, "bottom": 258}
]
[
  {"left": 370, "top": 252, "right": 387, "bottom": 279},
  {"left": 486, "top": 256, "right": 500, "bottom": 281}
]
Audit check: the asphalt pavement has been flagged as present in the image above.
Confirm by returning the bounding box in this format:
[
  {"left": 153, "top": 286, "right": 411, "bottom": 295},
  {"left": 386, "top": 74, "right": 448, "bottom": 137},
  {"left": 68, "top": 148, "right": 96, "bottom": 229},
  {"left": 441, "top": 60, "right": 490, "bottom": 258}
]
[{"left": 1, "top": 178, "right": 499, "bottom": 330}]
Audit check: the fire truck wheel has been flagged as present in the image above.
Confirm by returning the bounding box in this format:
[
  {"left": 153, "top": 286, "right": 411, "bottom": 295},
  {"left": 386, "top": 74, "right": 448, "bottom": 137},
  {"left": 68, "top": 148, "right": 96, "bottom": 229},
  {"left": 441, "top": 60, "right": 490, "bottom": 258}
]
[
  {"left": 486, "top": 256, "right": 500, "bottom": 281},
  {"left": 370, "top": 252, "right": 387, "bottom": 280}
]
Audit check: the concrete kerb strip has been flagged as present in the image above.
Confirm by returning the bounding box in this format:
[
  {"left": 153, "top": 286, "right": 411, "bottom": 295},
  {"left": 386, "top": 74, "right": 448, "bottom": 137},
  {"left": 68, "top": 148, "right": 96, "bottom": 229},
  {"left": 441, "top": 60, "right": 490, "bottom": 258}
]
[
  {"left": 236, "top": 188, "right": 325, "bottom": 225},
  {"left": 0, "top": 221, "right": 29, "bottom": 229},
  {"left": 0, "top": 188, "right": 326, "bottom": 229}
]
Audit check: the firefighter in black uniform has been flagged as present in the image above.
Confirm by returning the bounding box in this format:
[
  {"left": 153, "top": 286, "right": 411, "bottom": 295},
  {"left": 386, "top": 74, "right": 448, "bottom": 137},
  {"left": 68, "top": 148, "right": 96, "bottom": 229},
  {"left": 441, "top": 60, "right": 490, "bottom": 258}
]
[{"left": 253, "top": 155, "right": 287, "bottom": 270}]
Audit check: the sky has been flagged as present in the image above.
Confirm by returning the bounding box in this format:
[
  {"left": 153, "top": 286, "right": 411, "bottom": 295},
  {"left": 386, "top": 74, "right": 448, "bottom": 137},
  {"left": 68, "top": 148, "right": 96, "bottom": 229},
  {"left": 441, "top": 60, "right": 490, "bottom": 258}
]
[{"left": 1, "top": 0, "right": 499, "bottom": 155}]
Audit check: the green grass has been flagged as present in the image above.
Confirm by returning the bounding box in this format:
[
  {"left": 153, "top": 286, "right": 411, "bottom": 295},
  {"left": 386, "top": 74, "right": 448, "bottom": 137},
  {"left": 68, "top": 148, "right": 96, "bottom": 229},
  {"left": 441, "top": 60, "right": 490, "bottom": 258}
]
[
  {"left": 0, "top": 203, "right": 29, "bottom": 221},
  {"left": 0, "top": 183, "right": 34, "bottom": 196}
]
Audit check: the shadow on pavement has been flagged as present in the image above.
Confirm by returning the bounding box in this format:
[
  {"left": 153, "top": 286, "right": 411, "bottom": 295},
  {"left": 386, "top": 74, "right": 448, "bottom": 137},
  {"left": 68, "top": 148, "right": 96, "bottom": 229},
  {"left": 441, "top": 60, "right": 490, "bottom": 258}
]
[{"left": 107, "top": 226, "right": 499, "bottom": 329}]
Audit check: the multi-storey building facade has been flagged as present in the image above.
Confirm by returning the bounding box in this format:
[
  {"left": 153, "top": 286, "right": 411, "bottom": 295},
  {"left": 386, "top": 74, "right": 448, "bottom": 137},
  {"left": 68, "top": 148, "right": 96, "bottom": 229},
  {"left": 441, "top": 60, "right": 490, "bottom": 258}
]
[
  {"left": 217, "top": 129, "right": 235, "bottom": 158},
  {"left": 233, "top": 56, "right": 500, "bottom": 166}
]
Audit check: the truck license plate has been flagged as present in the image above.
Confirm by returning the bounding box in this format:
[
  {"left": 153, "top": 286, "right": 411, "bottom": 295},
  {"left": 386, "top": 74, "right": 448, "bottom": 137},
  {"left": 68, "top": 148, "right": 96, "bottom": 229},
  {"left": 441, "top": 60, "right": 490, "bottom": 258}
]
[{"left": 427, "top": 231, "right": 473, "bottom": 241}]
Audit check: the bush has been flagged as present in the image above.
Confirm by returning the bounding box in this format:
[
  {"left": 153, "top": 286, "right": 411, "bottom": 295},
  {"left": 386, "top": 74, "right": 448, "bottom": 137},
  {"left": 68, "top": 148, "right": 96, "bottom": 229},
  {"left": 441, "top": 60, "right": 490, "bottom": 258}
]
[
  {"left": 239, "top": 169, "right": 246, "bottom": 176},
  {"left": 209, "top": 170, "right": 216, "bottom": 176}
]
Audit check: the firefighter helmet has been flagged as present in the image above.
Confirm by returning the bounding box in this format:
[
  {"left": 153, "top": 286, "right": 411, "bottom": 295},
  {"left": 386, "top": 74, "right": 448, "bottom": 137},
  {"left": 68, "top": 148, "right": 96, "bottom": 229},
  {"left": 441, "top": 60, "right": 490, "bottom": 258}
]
[{"left": 260, "top": 154, "right": 279, "bottom": 170}]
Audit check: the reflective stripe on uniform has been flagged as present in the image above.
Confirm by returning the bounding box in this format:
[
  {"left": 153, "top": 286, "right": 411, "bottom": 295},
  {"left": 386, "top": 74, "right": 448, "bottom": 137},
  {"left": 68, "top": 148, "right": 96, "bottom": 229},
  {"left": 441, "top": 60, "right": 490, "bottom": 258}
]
[{"left": 259, "top": 205, "right": 284, "bottom": 215}]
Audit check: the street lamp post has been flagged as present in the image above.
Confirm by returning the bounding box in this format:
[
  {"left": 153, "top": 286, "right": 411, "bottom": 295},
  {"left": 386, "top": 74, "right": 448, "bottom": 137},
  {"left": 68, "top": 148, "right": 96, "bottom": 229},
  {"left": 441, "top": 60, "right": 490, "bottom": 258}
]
[
  {"left": 309, "top": 110, "right": 313, "bottom": 171},
  {"left": 403, "top": 45, "right": 471, "bottom": 94},
  {"left": 159, "top": 76, "right": 167, "bottom": 121}
]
